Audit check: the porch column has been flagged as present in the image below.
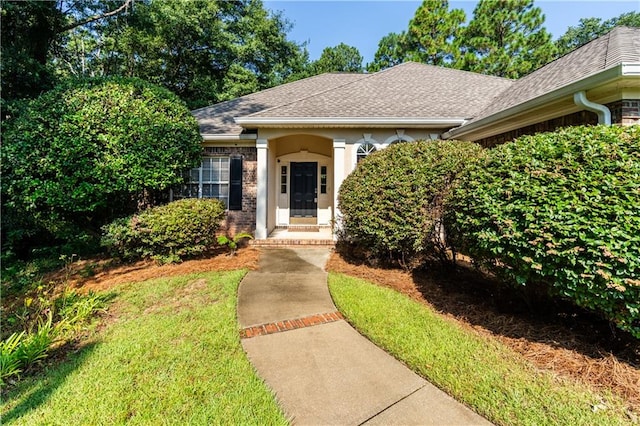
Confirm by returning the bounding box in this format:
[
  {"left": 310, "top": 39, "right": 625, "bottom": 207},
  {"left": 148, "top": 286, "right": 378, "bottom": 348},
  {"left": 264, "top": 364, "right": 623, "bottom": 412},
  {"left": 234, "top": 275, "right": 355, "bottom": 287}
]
[
  {"left": 256, "top": 138, "right": 269, "bottom": 239},
  {"left": 333, "top": 138, "right": 346, "bottom": 228}
]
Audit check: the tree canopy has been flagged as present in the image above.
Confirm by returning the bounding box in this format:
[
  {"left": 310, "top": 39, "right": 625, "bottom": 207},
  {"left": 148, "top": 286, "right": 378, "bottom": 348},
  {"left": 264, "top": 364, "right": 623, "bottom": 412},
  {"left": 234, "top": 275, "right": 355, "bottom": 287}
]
[
  {"left": 367, "top": 32, "right": 411, "bottom": 73},
  {"left": 1, "top": 0, "right": 308, "bottom": 110},
  {"left": 456, "top": 0, "right": 556, "bottom": 78},
  {"left": 0, "top": 0, "right": 135, "bottom": 111},
  {"left": 368, "top": 0, "right": 557, "bottom": 79},
  {"left": 310, "top": 43, "right": 364, "bottom": 74},
  {"left": 555, "top": 11, "right": 640, "bottom": 57},
  {"left": 406, "top": 0, "right": 466, "bottom": 66},
  {"left": 1, "top": 78, "right": 202, "bottom": 246}
]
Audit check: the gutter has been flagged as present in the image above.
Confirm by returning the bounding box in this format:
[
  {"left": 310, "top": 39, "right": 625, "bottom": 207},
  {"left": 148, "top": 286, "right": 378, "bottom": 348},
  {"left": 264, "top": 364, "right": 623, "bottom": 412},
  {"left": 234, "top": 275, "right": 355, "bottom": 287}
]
[
  {"left": 573, "top": 91, "right": 611, "bottom": 125},
  {"left": 443, "top": 62, "right": 638, "bottom": 139},
  {"left": 201, "top": 133, "right": 257, "bottom": 142},
  {"left": 234, "top": 117, "right": 468, "bottom": 128}
]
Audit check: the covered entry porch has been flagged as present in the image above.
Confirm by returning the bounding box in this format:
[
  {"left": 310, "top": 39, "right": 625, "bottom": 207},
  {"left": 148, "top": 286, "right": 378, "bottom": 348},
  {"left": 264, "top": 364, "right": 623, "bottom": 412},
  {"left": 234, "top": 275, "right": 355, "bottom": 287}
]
[{"left": 255, "top": 133, "right": 346, "bottom": 240}]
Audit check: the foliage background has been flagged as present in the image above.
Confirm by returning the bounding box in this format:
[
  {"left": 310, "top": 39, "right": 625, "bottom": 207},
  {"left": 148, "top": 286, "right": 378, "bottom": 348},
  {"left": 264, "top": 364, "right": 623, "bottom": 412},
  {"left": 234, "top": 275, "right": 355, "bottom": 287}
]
[
  {"left": 444, "top": 125, "right": 640, "bottom": 338},
  {"left": 1, "top": 77, "right": 202, "bottom": 252}
]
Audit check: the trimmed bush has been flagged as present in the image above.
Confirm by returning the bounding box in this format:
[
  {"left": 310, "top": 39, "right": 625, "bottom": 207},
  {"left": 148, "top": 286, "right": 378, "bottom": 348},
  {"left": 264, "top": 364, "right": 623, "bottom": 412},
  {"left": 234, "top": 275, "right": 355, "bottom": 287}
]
[
  {"left": 338, "top": 140, "right": 484, "bottom": 266},
  {"left": 1, "top": 77, "right": 202, "bottom": 245},
  {"left": 102, "top": 199, "right": 226, "bottom": 263},
  {"left": 444, "top": 125, "right": 640, "bottom": 338}
]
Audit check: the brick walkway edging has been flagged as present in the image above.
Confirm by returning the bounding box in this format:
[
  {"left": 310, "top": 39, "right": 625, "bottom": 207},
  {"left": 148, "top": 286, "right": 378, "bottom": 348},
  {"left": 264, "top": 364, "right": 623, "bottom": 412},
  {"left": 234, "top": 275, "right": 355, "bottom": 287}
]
[{"left": 241, "top": 311, "right": 344, "bottom": 339}]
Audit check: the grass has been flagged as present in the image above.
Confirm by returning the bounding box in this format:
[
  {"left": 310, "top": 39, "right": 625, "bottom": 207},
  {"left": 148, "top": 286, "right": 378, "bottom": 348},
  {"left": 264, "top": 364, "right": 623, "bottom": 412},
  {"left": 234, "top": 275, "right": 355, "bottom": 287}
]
[
  {"left": 1, "top": 270, "right": 288, "bottom": 425},
  {"left": 328, "top": 272, "right": 634, "bottom": 426}
]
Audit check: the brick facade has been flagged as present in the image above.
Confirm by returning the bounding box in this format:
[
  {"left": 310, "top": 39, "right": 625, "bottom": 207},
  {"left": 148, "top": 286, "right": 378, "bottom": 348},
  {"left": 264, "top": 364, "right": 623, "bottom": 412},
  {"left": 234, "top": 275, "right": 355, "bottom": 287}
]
[
  {"left": 475, "top": 99, "right": 640, "bottom": 148},
  {"left": 608, "top": 99, "right": 640, "bottom": 125},
  {"left": 475, "top": 110, "right": 598, "bottom": 148},
  {"left": 203, "top": 146, "right": 257, "bottom": 235}
]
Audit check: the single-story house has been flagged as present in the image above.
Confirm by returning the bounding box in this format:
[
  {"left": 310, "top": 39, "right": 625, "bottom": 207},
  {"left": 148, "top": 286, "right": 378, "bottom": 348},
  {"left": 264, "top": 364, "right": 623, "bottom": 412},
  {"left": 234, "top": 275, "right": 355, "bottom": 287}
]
[{"left": 185, "top": 26, "right": 639, "bottom": 241}]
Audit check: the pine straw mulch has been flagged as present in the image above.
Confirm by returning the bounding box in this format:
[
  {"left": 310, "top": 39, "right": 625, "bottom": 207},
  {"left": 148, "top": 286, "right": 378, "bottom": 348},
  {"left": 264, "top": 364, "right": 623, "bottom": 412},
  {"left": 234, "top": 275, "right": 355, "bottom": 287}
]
[
  {"left": 326, "top": 250, "right": 640, "bottom": 414},
  {"left": 43, "top": 247, "right": 260, "bottom": 295}
]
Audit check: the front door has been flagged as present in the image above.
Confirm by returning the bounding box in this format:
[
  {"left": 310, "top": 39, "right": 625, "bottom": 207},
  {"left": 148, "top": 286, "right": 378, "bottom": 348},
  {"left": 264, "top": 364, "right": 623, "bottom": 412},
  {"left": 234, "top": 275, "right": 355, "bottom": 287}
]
[{"left": 290, "top": 162, "right": 317, "bottom": 217}]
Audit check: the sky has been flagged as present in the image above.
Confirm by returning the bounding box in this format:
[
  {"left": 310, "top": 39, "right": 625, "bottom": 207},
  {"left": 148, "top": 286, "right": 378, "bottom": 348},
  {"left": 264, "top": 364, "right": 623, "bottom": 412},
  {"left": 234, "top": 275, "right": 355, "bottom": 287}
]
[{"left": 263, "top": 0, "right": 640, "bottom": 64}]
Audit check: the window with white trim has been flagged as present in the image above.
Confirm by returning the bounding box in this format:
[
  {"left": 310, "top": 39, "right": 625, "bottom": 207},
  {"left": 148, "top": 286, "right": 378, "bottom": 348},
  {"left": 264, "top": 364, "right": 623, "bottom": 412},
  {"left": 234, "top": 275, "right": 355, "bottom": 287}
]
[
  {"left": 357, "top": 142, "right": 377, "bottom": 163},
  {"left": 179, "top": 157, "right": 231, "bottom": 207}
]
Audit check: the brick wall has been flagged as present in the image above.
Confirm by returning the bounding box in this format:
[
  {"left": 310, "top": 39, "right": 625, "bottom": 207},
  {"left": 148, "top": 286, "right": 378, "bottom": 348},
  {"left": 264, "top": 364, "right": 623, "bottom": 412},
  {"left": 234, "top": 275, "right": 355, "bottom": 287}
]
[
  {"left": 608, "top": 99, "right": 640, "bottom": 125},
  {"left": 475, "top": 110, "right": 598, "bottom": 148},
  {"left": 204, "top": 146, "right": 257, "bottom": 235},
  {"left": 475, "top": 99, "right": 640, "bottom": 148}
]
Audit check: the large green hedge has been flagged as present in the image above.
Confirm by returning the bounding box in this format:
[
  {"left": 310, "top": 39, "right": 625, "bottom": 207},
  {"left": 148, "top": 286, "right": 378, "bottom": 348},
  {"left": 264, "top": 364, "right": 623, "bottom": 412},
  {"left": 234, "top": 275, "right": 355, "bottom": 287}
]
[
  {"left": 444, "top": 125, "right": 640, "bottom": 338},
  {"left": 1, "top": 77, "right": 202, "bottom": 245},
  {"left": 101, "top": 199, "right": 226, "bottom": 263},
  {"left": 338, "top": 140, "right": 484, "bottom": 266}
]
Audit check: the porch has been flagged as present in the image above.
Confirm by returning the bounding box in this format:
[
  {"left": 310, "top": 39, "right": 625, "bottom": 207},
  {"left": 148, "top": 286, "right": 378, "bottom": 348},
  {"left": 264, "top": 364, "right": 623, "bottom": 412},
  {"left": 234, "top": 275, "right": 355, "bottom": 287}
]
[
  {"left": 255, "top": 133, "right": 346, "bottom": 240},
  {"left": 251, "top": 226, "right": 335, "bottom": 247}
]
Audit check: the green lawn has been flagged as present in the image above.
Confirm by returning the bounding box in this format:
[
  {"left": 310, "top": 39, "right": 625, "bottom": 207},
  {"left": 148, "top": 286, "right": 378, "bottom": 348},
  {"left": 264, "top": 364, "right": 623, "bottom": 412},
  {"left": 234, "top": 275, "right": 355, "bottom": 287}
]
[
  {"left": 328, "top": 272, "right": 633, "bottom": 426},
  {"left": 1, "top": 270, "right": 287, "bottom": 425}
]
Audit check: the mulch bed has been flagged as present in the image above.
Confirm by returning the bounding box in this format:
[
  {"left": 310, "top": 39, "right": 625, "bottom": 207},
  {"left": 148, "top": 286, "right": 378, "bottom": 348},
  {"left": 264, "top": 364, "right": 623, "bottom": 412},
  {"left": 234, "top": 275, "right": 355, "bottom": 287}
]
[
  {"left": 326, "top": 250, "right": 640, "bottom": 414},
  {"left": 43, "top": 247, "right": 260, "bottom": 294}
]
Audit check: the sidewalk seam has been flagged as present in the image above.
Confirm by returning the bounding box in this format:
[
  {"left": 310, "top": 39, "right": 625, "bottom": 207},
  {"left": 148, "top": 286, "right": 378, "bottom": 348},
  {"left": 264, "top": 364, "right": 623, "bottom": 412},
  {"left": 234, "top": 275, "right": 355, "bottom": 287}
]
[
  {"left": 240, "top": 311, "right": 344, "bottom": 339},
  {"left": 357, "top": 383, "right": 427, "bottom": 426}
]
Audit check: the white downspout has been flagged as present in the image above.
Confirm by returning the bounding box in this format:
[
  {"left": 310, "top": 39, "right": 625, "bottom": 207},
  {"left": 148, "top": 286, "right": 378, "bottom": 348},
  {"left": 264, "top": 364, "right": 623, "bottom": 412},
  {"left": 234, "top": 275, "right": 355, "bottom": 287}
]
[{"left": 573, "top": 91, "right": 611, "bottom": 125}]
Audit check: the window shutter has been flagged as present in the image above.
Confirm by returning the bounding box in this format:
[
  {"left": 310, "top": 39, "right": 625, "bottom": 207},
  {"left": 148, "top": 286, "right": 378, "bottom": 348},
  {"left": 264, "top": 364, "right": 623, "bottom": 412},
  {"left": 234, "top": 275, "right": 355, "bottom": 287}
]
[{"left": 229, "top": 156, "right": 243, "bottom": 211}]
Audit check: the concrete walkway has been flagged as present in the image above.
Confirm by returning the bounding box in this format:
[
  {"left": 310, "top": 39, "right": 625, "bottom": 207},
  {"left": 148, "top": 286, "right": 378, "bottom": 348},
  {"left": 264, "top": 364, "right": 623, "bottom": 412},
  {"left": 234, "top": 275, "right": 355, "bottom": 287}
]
[{"left": 238, "top": 248, "right": 492, "bottom": 425}]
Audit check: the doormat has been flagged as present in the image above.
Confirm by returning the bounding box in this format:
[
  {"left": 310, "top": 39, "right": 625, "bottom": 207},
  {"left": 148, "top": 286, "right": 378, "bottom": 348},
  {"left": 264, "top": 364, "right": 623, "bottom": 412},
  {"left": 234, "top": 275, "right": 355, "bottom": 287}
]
[{"left": 288, "top": 226, "right": 320, "bottom": 232}]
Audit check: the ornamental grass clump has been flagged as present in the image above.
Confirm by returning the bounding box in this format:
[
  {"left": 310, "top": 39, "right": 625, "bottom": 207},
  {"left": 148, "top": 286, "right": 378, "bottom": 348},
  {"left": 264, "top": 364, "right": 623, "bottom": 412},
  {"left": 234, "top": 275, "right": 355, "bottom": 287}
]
[
  {"left": 101, "top": 198, "right": 226, "bottom": 263},
  {"left": 444, "top": 125, "right": 640, "bottom": 338},
  {"left": 338, "top": 140, "right": 484, "bottom": 267}
]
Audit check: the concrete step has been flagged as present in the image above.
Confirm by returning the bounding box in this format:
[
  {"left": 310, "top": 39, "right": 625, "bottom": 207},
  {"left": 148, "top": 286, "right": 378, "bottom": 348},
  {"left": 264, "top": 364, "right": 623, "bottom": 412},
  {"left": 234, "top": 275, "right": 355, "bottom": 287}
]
[{"left": 251, "top": 238, "right": 335, "bottom": 248}]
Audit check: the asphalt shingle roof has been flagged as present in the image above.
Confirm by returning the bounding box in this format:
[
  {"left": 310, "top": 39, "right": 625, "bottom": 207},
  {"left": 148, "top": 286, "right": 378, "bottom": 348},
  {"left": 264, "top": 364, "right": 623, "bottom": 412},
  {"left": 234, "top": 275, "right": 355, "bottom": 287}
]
[
  {"left": 193, "top": 26, "right": 639, "bottom": 136},
  {"left": 246, "top": 62, "right": 513, "bottom": 120},
  {"left": 192, "top": 73, "right": 367, "bottom": 134},
  {"left": 468, "top": 26, "right": 640, "bottom": 124}
]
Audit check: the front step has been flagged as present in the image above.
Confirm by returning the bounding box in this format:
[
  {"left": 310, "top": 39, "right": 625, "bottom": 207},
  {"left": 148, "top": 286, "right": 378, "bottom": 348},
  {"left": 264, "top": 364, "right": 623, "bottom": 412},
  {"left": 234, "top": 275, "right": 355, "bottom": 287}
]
[
  {"left": 286, "top": 226, "right": 320, "bottom": 232},
  {"left": 251, "top": 238, "right": 335, "bottom": 248}
]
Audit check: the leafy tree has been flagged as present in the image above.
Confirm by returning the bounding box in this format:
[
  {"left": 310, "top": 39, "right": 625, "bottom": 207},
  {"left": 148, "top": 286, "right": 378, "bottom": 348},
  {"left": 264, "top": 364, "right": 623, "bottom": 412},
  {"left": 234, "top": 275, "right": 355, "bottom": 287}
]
[
  {"left": 406, "top": 0, "right": 466, "bottom": 66},
  {"left": 1, "top": 1, "right": 61, "bottom": 104},
  {"left": 367, "top": 32, "right": 411, "bottom": 72},
  {"left": 310, "top": 43, "right": 363, "bottom": 74},
  {"left": 1, "top": 78, "right": 202, "bottom": 249},
  {"left": 456, "top": 0, "right": 556, "bottom": 78},
  {"left": 555, "top": 12, "right": 640, "bottom": 57},
  {"left": 55, "top": 0, "right": 307, "bottom": 109},
  {"left": 0, "top": 0, "right": 133, "bottom": 111},
  {"left": 368, "top": 1, "right": 464, "bottom": 71}
]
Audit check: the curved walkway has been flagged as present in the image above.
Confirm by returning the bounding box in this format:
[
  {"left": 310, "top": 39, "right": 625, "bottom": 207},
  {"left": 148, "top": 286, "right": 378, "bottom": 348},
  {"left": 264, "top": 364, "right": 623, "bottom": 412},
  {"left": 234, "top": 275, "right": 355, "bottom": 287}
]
[{"left": 238, "top": 248, "right": 492, "bottom": 425}]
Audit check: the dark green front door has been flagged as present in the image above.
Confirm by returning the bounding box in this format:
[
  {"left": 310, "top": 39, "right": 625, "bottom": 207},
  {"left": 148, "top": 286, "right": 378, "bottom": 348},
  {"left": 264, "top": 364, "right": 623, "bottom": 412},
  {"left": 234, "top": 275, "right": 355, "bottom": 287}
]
[{"left": 290, "top": 162, "right": 317, "bottom": 217}]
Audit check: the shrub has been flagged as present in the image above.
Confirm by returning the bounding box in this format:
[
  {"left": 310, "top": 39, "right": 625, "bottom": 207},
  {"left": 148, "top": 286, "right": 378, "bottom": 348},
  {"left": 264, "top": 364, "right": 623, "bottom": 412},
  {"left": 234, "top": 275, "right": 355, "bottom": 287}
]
[
  {"left": 1, "top": 77, "right": 202, "bottom": 248},
  {"left": 338, "top": 140, "right": 484, "bottom": 267},
  {"left": 102, "top": 199, "right": 226, "bottom": 263},
  {"left": 444, "top": 125, "right": 640, "bottom": 338}
]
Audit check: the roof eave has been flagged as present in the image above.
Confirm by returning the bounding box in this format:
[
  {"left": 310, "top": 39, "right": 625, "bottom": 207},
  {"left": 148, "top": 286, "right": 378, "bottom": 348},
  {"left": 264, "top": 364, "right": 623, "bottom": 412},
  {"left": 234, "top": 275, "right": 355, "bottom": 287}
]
[
  {"left": 201, "top": 133, "right": 257, "bottom": 142},
  {"left": 234, "top": 117, "right": 468, "bottom": 129},
  {"left": 443, "top": 63, "right": 638, "bottom": 140}
]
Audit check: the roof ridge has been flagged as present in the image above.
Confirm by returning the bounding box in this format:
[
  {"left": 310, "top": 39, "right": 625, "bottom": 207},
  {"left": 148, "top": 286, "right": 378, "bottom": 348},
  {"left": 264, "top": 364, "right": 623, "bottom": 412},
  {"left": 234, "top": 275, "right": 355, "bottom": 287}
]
[
  {"left": 241, "top": 71, "right": 374, "bottom": 118},
  {"left": 379, "top": 60, "right": 514, "bottom": 82}
]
